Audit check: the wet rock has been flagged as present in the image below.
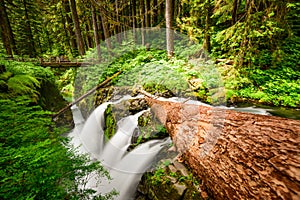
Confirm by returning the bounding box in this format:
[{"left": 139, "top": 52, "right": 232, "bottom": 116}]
[
  {"left": 136, "top": 160, "right": 209, "bottom": 200},
  {"left": 173, "top": 160, "right": 189, "bottom": 177},
  {"left": 174, "top": 183, "right": 187, "bottom": 196}
]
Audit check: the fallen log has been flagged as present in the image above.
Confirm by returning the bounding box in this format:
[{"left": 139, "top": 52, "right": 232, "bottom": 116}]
[
  {"left": 145, "top": 97, "right": 300, "bottom": 200},
  {"left": 52, "top": 71, "right": 122, "bottom": 120}
]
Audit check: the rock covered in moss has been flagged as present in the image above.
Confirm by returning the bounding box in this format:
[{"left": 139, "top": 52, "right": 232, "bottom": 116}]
[{"left": 136, "top": 159, "right": 209, "bottom": 200}]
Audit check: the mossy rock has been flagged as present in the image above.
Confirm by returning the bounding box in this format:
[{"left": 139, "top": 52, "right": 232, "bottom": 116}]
[
  {"left": 104, "top": 104, "right": 117, "bottom": 140},
  {"left": 143, "top": 82, "right": 175, "bottom": 98},
  {"left": 136, "top": 163, "right": 206, "bottom": 200},
  {"left": 130, "top": 111, "right": 168, "bottom": 149}
]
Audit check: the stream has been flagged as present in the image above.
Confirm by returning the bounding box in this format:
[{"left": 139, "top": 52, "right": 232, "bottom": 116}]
[{"left": 67, "top": 95, "right": 299, "bottom": 199}]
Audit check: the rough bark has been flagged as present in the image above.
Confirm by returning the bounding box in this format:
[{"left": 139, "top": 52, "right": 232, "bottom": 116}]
[
  {"left": 145, "top": 97, "right": 300, "bottom": 200},
  {"left": 69, "top": 0, "right": 85, "bottom": 56}
]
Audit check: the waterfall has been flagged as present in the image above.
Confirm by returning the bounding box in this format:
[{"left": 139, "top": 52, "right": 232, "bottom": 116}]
[{"left": 68, "top": 96, "right": 170, "bottom": 200}]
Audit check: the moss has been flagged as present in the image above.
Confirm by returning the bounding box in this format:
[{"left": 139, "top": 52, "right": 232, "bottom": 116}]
[
  {"left": 130, "top": 111, "right": 169, "bottom": 148},
  {"left": 104, "top": 104, "right": 117, "bottom": 140},
  {"left": 138, "top": 164, "right": 206, "bottom": 200},
  {"left": 143, "top": 82, "right": 175, "bottom": 98}
]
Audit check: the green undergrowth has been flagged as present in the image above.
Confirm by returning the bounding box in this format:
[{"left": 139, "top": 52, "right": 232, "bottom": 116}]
[
  {"left": 0, "top": 98, "right": 116, "bottom": 200},
  {"left": 93, "top": 49, "right": 224, "bottom": 104},
  {"left": 84, "top": 44, "right": 299, "bottom": 108},
  {"left": 0, "top": 55, "right": 116, "bottom": 199},
  {"left": 223, "top": 37, "right": 300, "bottom": 107},
  {"left": 0, "top": 58, "right": 69, "bottom": 111}
]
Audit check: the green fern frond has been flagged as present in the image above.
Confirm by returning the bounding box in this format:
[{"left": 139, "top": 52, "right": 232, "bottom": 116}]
[
  {"left": 7, "top": 75, "right": 41, "bottom": 102},
  {"left": 0, "top": 71, "right": 13, "bottom": 81}
]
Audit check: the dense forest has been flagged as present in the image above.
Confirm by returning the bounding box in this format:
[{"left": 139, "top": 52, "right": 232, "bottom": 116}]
[
  {"left": 1, "top": 0, "right": 299, "bottom": 106},
  {"left": 0, "top": 0, "right": 299, "bottom": 199}
]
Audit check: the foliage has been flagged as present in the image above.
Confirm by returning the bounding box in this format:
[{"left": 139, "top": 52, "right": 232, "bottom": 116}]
[
  {"left": 0, "top": 98, "right": 115, "bottom": 200},
  {"left": 147, "top": 161, "right": 199, "bottom": 187},
  {"left": 0, "top": 58, "right": 58, "bottom": 104},
  {"left": 104, "top": 104, "right": 117, "bottom": 140},
  {"left": 55, "top": 68, "right": 76, "bottom": 101},
  {"left": 7, "top": 74, "right": 40, "bottom": 103},
  {"left": 223, "top": 36, "right": 300, "bottom": 107}
]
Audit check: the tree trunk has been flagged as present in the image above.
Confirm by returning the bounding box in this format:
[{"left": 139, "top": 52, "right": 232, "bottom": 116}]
[
  {"left": 140, "top": 0, "right": 146, "bottom": 45},
  {"left": 131, "top": 0, "right": 137, "bottom": 42},
  {"left": 146, "top": 0, "right": 151, "bottom": 27},
  {"left": 91, "top": 5, "right": 101, "bottom": 61},
  {"left": 0, "top": 0, "right": 12, "bottom": 56},
  {"left": 145, "top": 97, "right": 300, "bottom": 200},
  {"left": 85, "top": 22, "right": 93, "bottom": 49},
  {"left": 62, "top": 0, "right": 77, "bottom": 50},
  {"left": 115, "top": 0, "right": 121, "bottom": 43},
  {"left": 165, "top": 0, "right": 174, "bottom": 58},
  {"left": 203, "top": 0, "right": 212, "bottom": 53},
  {"left": 159, "top": 0, "right": 165, "bottom": 22},
  {"left": 99, "top": 6, "right": 112, "bottom": 53},
  {"left": 69, "top": 0, "right": 85, "bottom": 56},
  {"left": 23, "top": 0, "right": 36, "bottom": 57},
  {"left": 232, "top": 0, "right": 238, "bottom": 25},
  {"left": 96, "top": 15, "right": 104, "bottom": 41},
  {"left": 153, "top": 0, "right": 158, "bottom": 25},
  {"left": 0, "top": 0, "right": 17, "bottom": 56}
]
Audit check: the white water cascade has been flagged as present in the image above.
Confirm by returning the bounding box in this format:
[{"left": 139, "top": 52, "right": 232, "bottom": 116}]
[{"left": 68, "top": 96, "right": 171, "bottom": 200}]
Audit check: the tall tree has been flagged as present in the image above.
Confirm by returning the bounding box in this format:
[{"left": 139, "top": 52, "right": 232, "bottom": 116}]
[
  {"left": 166, "top": 0, "right": 174, "bottom": 57},
  {"left": 23, "top": 0, "right": 37, "bottom": 57},
  {"left": 232, "top": 0, "right": 239, "bottom": 25},
  {"left": 203, "top": 0, "right": 212, "bottom": 53},
  {"left": 91, "top": 4, "right": 101, "bottom": 61},
  {"left": 153, "top": 0, "right": 158, "bottom": 24},
  {"left": 0, "top": 0, "right": 18, "bottom": 56},
  {"left": 69, "top": 0, "right": 85, "bottom": 56},
  {"left": 146, "top": 0, "right": 151, "bottom": 27},
  {"left": 99, "top": 6, "right": 112, "bottom": 52},
  {"left": 140, "top": 0, "right": 146, "bottom": 45},
  {"left": 0, "top": 0, "right": 12, "bottom": 56},
  {"left": 131, "top": 0, "right": 137, "bottom": 42},
  {"left": 63, "top": 0, "right": 77, "bottom": 51},
  {"left": 115, "top": 0, "right": 121, "bottom": 43}
]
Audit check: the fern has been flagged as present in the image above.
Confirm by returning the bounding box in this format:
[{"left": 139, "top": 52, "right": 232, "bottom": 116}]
[
  {"left": 0, "top": 71, "right": 13, "bottom": 81},
  {"left": 7, "top": 74, "right": 41, "bottom": 102}
]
